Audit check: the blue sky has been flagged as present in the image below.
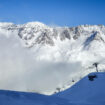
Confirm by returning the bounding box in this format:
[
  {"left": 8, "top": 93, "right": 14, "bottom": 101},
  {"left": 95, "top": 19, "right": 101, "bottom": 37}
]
[{"left": 0, "top": 0, "right": 105, "bottom": 26}]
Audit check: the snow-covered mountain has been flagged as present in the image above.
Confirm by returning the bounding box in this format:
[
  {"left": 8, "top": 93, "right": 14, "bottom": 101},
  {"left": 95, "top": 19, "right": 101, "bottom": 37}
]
[{"left": 0, "top": 22, "right": 105, "bottom": 95}]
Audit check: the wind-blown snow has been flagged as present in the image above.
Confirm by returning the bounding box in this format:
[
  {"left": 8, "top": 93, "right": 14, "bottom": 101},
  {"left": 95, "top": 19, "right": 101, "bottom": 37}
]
[{"left": 0, "top": 22, "right": 105, "bottom": 95}]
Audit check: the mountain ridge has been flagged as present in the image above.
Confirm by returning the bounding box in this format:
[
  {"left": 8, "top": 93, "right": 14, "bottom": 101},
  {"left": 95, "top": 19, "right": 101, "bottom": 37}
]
[{"left": 0, "top": 21, "right": 105, "bottom": 95}]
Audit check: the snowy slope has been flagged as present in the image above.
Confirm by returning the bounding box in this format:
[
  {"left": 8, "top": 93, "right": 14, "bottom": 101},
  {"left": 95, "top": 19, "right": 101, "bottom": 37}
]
[
  {"left": 0, "top": 90, "right": 69, "bottom": 105},
  {"left": 55, "top": 72, "right": 105, "bottom": 105},
  {"left": 0, "top": 22, "right": 105, "bottom": 95},
  {"left": 0, "top": 72, "right": 105, "bottom": 105}
]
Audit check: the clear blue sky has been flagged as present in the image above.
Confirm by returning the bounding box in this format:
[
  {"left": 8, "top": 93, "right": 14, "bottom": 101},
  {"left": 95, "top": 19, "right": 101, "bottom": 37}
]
[{"left": 0, "top": 0, "right": 105, "bottom": 26}]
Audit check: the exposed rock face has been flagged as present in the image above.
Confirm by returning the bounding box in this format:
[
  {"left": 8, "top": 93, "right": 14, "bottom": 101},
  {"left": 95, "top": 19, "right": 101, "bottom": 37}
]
[{"left": 1, "top": 22, "right": 105, "bottom": 48}]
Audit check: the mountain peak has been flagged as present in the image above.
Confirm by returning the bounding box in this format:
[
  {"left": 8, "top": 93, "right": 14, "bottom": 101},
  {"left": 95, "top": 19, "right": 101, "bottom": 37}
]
[
  {"left": 24, "top": 21, "right": 47, "bottom": 28},
  {"left": 0, "top": 22, "right": 14, "bottom": 27}
]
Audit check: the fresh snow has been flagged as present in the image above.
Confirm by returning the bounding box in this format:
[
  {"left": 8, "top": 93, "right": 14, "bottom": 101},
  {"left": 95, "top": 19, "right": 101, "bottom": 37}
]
[
  {"left": 0, "top": 72, "right": 105, "bottom": 105},
  {"left": 55, "top": 72, "right": 105, "bottom": 105},
  {"left": 0, "top": 22, "right": 105, "bottom": 95}
]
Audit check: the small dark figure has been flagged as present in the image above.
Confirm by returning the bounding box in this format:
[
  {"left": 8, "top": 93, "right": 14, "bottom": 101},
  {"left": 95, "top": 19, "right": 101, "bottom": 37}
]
[
  {"left": 93, "top": 63, "right": 99, "bottom": 72},
  {"left": 72, "top": 79, "right": 75, "bottom": 82},
  {"left": 88, "top": 74, "right": 97, "bottom": 81},
  {"left": 56, "top": 88, "right": 61, "bottom": 92}
]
